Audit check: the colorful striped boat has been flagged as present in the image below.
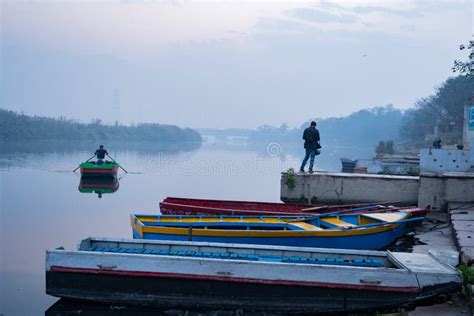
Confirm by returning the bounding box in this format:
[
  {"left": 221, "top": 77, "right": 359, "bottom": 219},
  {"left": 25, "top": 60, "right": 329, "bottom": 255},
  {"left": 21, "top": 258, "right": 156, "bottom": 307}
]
[
  {"left": 46, "top": 237, "right": 462, "bottom": 313},
  {"left": 79, "top": 161, "right": 119, "bottom": 177},
  {"left": 131, "top": 212, "right": 419, "bottom": 250},
  {"left": 159, "top": 196, "right": 429, "bottom": 218}
]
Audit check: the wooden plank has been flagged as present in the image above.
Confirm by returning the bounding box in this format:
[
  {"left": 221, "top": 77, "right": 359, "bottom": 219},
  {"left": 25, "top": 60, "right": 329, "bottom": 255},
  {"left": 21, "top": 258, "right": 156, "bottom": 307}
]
[
  {"left": 363, "top": 213, "right": 405, "bottom": 223},
  {"left": 320, "top": 218, "right": 356, "bottom": 228},
  {"left": 289, "top": 222, "right": 324, "bottom": 231}
]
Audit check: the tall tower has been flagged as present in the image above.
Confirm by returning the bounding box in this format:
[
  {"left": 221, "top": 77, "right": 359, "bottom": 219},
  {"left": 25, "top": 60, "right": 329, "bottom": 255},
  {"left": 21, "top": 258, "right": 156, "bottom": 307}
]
[{"left": 112, "top": 88, "right": 121, "bottom": 125}]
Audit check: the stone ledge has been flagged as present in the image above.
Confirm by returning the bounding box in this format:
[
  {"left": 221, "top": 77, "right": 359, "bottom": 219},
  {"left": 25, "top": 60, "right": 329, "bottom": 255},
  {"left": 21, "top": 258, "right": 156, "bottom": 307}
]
[
  {"left": 460, "top": 246, "right": 474, "bottom": 264},
  {"left": 455, "top": 231, "right": 474, "bottom": 248},
  {"left": 451, "top": 213, "right": 474, "bottom": 221},
  {"left": 449, "top": 203, "right": 474, "bottom": 265},
  {"left": 452, "top": 220, "right": 474, "bottom": 232},
  {"left": 421, "top": 171, "right": 474, "bottom": 178},
  {"left": 281, "top": 171, "right": 419, "bottom": 180}
]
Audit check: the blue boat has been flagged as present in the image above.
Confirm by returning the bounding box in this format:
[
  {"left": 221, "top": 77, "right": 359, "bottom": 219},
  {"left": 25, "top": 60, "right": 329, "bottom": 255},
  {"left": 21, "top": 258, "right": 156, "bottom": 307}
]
[{"left": 130, "top": 212, "right": 420, "bottom": 250}]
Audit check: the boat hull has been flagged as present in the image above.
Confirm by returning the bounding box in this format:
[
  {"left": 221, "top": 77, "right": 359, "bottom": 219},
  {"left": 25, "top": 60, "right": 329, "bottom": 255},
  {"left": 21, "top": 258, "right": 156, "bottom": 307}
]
[
  {"left": 46, "top": 270, "right": 449, "bottom": 313},
  {"left": 159, "top": 197, "right": 428, "bottom": 218},
  {"left": 133, "top": 223, "right": 406, "bottom": 250},
  {"left": 79, "top": 161, "right": 119, "bottom": 177},
  {"left": 80, "top": 167, "right": 118, "bottom": 177},
  {"left": 160, "top": 197, "right": 315, "bottom": 216},
  {"left": 46, "top": 238, "right": 462, "bottom": 313}
]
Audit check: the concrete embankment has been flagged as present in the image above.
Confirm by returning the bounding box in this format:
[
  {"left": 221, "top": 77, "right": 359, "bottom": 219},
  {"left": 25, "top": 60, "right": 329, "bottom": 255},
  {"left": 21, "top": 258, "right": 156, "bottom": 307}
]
[
  {"left": 281, "top": 171, "right": 419, "bottom": 205},
  {"left": 281, "top": 171, "right": 474, "bottom": 210}
]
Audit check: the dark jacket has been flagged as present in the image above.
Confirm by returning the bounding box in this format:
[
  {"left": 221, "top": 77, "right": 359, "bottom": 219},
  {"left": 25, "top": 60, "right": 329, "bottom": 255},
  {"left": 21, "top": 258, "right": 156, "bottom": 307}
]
[
  {"left": 302, "top": 127, "right": 320, "bottom": 150},
  {"left": 95, "top": 148, "right": 108, "bottom": 159}
]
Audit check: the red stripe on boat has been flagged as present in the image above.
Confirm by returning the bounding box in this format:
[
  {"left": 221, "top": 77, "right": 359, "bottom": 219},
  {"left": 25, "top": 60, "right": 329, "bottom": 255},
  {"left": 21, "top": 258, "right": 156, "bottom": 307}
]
[
  {"left": 80, "top": 168, "right": 118, "bottom": 174},
  {"left": 50, "top": 266, "right": 419, "bottom": 293}
]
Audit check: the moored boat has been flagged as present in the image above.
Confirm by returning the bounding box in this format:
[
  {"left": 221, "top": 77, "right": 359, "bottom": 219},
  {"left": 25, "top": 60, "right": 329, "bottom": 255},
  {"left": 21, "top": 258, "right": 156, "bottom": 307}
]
[
  {"left": 79, "top": 161, "right": 119, "bottom": 177},
  {"left": 159, "top": 196, "right": 429, "bottom": 218},
  {"left": 131, "top": 212, "right": 420, "bottom": 250},
  {"left": 46, "top": 237, "right": 462, "bottom": 313}
]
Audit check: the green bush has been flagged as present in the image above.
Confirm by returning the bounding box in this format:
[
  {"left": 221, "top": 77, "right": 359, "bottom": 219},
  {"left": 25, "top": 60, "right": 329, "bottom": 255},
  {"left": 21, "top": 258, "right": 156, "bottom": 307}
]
[{"left": 284, "top": 168, "right": 296, "bottom": 189}]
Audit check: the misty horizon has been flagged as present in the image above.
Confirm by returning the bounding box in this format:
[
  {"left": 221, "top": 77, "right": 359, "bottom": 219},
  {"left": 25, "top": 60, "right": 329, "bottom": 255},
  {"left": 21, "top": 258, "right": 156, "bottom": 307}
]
[{"left": 0, "top": 103, "right": 402, "bottom": 130}]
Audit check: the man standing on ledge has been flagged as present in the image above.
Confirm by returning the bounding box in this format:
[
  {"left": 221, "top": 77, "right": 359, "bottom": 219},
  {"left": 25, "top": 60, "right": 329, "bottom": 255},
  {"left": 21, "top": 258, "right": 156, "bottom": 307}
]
[{"left": 299, "top": 121, "right": 320, "bottom": 174}]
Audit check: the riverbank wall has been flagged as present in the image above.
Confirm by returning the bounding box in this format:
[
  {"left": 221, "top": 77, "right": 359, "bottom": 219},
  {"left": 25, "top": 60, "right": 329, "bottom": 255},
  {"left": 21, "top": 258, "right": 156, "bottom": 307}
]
[{"left": 281, "top": 171, "right": 474, "bottom": 210}]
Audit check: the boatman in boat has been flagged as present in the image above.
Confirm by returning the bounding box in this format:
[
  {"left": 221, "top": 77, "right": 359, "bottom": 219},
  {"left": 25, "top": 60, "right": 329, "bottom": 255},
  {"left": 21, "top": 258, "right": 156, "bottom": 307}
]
[
  {"left": 299, "top": 121, "right": 321, "bottom": 174},
  {"left": 94, "top": 145, "right": 108, "bottom": 165}
]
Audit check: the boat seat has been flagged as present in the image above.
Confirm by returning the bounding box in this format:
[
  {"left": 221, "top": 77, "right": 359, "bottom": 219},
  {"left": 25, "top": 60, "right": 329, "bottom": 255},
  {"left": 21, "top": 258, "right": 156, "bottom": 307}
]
[
  {"left": 320, "top": 217, "right": 356, "bottom": 228},
  {"left": 363, "top": 212, "right": 404, "bottom": 223},
  {"left": 288, "top": 222, "right": 323, "bottom": 231},
  {"left": 258, "top": 256, "right": 283, "bottom": 263}
]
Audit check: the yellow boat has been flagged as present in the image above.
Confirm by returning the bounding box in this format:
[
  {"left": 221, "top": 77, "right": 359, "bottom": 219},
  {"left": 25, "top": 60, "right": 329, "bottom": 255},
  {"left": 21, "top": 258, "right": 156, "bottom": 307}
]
[{"left": 131, "top": 211, "right": 419, "bottom": 250}]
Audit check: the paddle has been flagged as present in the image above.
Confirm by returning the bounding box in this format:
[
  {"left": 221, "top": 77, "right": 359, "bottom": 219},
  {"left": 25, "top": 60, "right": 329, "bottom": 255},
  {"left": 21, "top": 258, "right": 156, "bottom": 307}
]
[
  {"left": 106, "top": 154, "right": 128, "bottom": 173},
  {"left": 301, "top": 201, "right": 399, "bottom": 212},
  {"left": 73, "top": 154, "right": 96, "bottom": 172}
]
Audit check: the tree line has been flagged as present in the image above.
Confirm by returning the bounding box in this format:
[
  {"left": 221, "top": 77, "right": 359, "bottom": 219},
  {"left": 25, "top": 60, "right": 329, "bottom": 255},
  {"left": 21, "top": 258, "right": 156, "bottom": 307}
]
[
  {"left": 248, "top": 105, "right": 404, "bottom": 147},
  {"left": 0, "top": 109, "right": 202, "bottom": 143},
  {"left": 248, "top": 74, "right": 472, "bottom": 148},
  {"left": 399, "top": 75, "right": 473, "bottom": 146}
]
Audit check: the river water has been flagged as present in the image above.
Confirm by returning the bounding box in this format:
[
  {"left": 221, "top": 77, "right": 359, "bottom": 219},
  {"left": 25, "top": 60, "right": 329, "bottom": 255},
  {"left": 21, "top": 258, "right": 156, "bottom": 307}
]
[{"left": 0, "top": 140, "right": 374, "bottom": 315}]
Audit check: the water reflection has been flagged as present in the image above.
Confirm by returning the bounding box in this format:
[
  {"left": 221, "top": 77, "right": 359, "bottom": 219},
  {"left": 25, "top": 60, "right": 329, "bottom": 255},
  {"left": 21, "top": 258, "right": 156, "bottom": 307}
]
[
  {"left": 0, "top": 140, "right": 202, "bottom": 155},
  {"left": 45, "top": 299, "right": 274, "bottom": 316},
  {"left": 78, "top": 176, "right": 120, "bottom": 198},
  {"left": 1, "top": 140, "right": 377, "bottom": 315},
  {"left": 46, "top": 299, "right": 400, "bottom": 316},
  {"left": 0, "top": 140, "right": 202, "bottom": 170}
]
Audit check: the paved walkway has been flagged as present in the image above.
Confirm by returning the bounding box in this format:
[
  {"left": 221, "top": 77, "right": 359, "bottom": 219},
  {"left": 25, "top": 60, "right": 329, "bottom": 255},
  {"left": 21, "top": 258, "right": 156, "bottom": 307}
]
[
  {"left": 407, "top": 209, "right": 469, "bottom": 315},
  {"left": 449, "top": 203, "right": 474, "bottom": 264}
]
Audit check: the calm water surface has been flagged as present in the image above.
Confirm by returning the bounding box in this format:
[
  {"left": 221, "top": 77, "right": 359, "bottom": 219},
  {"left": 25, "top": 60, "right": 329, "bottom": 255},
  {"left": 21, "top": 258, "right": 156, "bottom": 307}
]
[{"left": 0, "top": 141, "right": 373, "bottom": 315}]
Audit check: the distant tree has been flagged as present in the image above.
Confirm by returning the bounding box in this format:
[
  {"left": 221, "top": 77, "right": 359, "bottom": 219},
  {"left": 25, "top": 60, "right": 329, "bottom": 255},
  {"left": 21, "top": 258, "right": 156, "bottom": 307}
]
[
  {"left": 452, "top": 40, "right": 473, "bottom": 76},
  {"left": 376, "top": 140, "right": 395, "bottom": 155},
  {"left": 385, "top": 141, "right": 395, "bottom": 154},
  {"left": 376, "top": 141, "right": 386, "bottom": 155},
  {"left": 279, "top": 123, "right": 289, "bottom": 133},
  {"left": 0, "top": 109, "right": 202, "bottom": 142},
  {"left": 399, "top": 75, "right": 474, "bottom": 145},
  {"left": 248, "top": 105, "right": 404, "bottom": 146}
]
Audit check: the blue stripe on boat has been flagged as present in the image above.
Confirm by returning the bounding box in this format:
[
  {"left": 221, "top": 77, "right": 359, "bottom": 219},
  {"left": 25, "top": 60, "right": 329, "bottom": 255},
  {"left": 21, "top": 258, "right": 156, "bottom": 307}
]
[{"left": 84, "top": 246, "right": 383, "bottom": 267}]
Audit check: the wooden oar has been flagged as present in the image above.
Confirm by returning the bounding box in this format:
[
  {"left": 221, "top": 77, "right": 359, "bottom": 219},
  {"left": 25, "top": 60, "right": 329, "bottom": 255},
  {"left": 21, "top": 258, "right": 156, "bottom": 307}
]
[
  {"left": 106, "top": 154, "right": 128, "bottom": 173},
  {"left": 73, "top": 154, "right": 96, "bottom": 172},
  {"left": 301, "top": 201, "right": 399, "bottom": 212}
]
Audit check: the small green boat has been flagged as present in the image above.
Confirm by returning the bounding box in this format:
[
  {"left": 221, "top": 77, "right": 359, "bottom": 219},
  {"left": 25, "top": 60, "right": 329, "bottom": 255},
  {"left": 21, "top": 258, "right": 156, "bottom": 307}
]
[{"left": 79, "top": 161, "right": 119, "bottom": 177}]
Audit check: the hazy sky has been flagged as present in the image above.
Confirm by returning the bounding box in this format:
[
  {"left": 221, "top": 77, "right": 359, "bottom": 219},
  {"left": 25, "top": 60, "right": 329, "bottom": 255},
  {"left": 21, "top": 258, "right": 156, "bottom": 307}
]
[{"left": 1, "top": 0, "right": 472, "bottom": 128}]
